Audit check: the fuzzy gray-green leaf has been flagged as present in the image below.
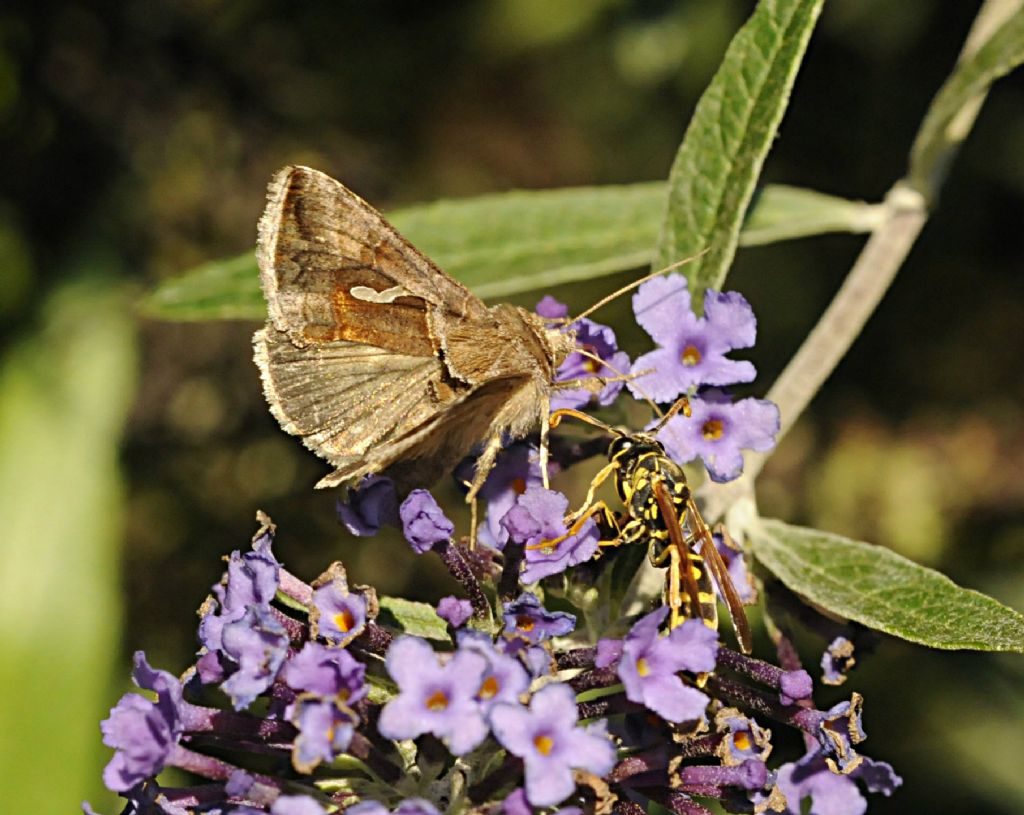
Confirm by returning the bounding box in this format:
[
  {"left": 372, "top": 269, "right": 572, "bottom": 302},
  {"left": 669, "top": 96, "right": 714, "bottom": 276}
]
[
  {"left": 653, "top": 0, "right": 826, "bottom": 308},
  {"left": 377, "top": 596, "right": 450, "bottom": 641},
  {"left": 140, "top": 181, "right": 876, "bottom": 322},
  {"left": 750, "top": 518, "right": 1024, "bottom": 652},
  {"left": 910, "top": 9, "right": 1024, "bottom": 200}
]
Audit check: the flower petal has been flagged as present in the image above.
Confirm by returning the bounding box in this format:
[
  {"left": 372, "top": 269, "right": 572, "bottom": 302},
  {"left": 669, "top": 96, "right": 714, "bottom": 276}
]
[{"left": 632, "top": 274, "right": 693, "bottom": 346}]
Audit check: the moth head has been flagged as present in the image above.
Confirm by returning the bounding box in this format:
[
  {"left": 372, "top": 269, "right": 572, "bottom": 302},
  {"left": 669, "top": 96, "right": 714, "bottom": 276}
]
[{"left": 545, "top": 321, "right": 578, "bottom": 367}]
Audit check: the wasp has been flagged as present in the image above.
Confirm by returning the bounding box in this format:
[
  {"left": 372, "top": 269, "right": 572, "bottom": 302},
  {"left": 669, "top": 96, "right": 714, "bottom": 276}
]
[{"left": 549, "top": 398, "right": 753, "bottom": 653}]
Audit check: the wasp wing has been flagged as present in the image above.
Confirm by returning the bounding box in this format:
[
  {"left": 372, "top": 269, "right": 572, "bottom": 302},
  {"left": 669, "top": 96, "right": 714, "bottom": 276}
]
[{"left": 686, "top": 498, "right": 753, "bottom": 654}]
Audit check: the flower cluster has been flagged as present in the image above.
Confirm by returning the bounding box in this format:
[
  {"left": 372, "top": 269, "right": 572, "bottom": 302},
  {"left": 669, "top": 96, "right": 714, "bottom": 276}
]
[
  {"left": 627, "top": 275, "right": 780, "bottom": 482},
  {"left": 93, "top": 510, "right": 900, "bottom": 815},
  {"left": 93, "top": 276, "right": 900, "bottom": 815}
]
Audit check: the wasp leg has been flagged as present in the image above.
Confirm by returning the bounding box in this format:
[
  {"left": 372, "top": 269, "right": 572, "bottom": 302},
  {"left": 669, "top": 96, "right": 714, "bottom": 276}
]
[
  {"left": 565, "top": 459, "right": 620, "bottom": 524},
  {"left": 526, "top": 499, "right": 619, "bottom": 554}
]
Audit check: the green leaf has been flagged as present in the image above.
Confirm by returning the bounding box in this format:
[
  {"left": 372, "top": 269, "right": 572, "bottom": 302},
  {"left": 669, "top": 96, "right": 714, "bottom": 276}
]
[
  {"left": 750, "top": 518, "right": 1024, "bottom": 652},
  {"left": 740, "top": 185, "right": 883, "bottom": 245},
  {"left": 653, "top": 0, "right": 826, "bottom": 308},
  {"left": 909, "top": 9, "right": 1024, "bottom": 199},
  {"left": 140, "top": 252, "right": 267, "bottom": 321},
  {"left": 377, "top": 596, "right": 450, "bottom": 641},
  {"left": 390, "top": 183, "right": 661, "bottom": 298},
  {"left": 140, "top": 181, "right": 876, "bottom": 322}
]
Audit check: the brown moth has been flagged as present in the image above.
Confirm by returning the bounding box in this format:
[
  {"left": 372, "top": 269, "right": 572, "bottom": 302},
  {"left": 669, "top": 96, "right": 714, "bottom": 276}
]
[{"left": 253, "top": 165, "right": 578, "bottom": 500}]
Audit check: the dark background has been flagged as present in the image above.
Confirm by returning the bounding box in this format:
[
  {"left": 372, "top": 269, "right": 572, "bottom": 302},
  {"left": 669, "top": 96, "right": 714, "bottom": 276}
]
[{"left": 1, "top": 2, "right": 1022, "bottom": 813}]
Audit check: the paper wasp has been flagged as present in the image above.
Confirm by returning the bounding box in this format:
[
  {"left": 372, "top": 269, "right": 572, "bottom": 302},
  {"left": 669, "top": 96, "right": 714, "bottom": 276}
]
[{"left": 549, "top": 398, "right": 753, "bottom": 654}]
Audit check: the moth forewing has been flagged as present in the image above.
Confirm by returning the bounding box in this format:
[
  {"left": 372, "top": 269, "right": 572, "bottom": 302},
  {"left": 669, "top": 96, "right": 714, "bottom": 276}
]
[{"left": 254, "top": 165, "right": 575, "bottom": 499}]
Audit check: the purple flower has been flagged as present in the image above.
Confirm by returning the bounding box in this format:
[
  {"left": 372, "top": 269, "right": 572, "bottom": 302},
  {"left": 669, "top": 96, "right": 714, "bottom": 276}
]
[
  {"left": 502, "top": 593, "right": 576, "bottom": 644},
  {"left": 776, "top": 749, "right": 901, "bottom": 815},
  {"left": 655, "top": 391, "right": 780, "bottom": 482},
  {"left": 378, "top": 636, "right": 489, "bottom": 755},
  {"left": 813, "top": 695, "right": 867, "bottom": 774},
  {"left": 501, "top": 487, "right": 600, "bottom": 583},
  {"left": 349, "top": 801, "right": 441, "bottom": 815},
  {"left": 281, "top": 642, "right": 366, "bottom": 704},
  {"left": 597, "top": 608, "right": 717, "bottom": 723},
  {"left": 437, "top": 596, "right": 474, "bottom": 628},
  {"left": 500, "top": 636, "right": 554, "bottom": 678},
  {"left": 714, "top": 708, "right": 773, "bottom": 766},
  {"left": 536, "top": 295, "right": 569, "bottom": 320},
  {"left": 400, "top": 489, "right": 454, "bottom": 553},
  {"left": 392, "top": 802, "right": 443, "bottom": 815},
  {"left": 779, "top": 669, "right": 814, "bottom": 706},
  {"left": 821, "top": 637, "right": 856, "bottom": 686},
  {"left": 457, "top": 630, "right": 531, "bottom": 710},
  {"left": 289, "top": 696, "right": 358, "bottom": 772},
  {"left": 627, "top": 274, "right": 757, "bottom": 402},
  {"left": 503, "top": 788, "right": 532, "bottom": 815},
  {"left": 714, "top": 532, "right": 757, "bottom": 604},
  {"left": 348, "top": 803, "right": 389, "bottom": 815},
  {"left": 271, "top": 795, "right": 328, "bottom": 815},
  {"left": 219, "top": 605, "right": 290, "bottom": 710},
  {"left": 539, "top": 297, "right": 631, "bottom": 411},
  {"left": 198, "top": 533, "right": 281, "bottom": 655},
  {"left": 467, "top": 442, "right": 549, "bottom": 550},
  {"left": 489, "top": 683, "right": 616, "bottom": 807},
  {"left": 101, "top": 653, "right": 184, "bottom": 792},
  {"left": 337, "top": 475, "right": 399, "bottom": 537},
  {"left": 310, "top": 578, "right": 367, "bottom": 646}
]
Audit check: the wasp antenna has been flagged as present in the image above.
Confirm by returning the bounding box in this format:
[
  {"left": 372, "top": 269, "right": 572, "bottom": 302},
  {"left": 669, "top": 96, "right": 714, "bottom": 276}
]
[
  {"left": 652, "top": 396, "right": 692, "bottom": 433},
  {"left": 568, "top": 249, "right": 709, "bottom": 325},
  {"left": 549, "top": 407, "right": 622, "bottom": 436}
]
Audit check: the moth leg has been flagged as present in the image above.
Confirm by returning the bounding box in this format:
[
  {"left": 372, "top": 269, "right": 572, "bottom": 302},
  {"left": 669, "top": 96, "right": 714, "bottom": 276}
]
[
  {"left": 538, "top": 394, "right": 552, "bottom": 490},
  {"left": 469, "top": 490, "right": 479, "bottom": 551},
  {"left": 466, "top": 432, "right": 504, "bottom": 504}
]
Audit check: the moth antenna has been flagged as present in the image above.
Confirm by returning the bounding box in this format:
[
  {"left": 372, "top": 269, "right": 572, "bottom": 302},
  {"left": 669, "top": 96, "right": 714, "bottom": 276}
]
[
  {"left": 568, "top": 349, "right": 691, "bottom": 456},
  {"left": 568, "top": 249, "right": 709, "bottom": 325},
  {"left": 572, "top": 348, "right": 637, "bottom": 385},
  {"left": 570, "top": 349, "right": 666, "bottom": 421}
]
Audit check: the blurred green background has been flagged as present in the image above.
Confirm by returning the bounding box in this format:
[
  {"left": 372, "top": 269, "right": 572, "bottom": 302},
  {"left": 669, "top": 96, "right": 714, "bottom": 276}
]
[{"left": 1, "top": 2, "right": 1022, "bottom": 813}]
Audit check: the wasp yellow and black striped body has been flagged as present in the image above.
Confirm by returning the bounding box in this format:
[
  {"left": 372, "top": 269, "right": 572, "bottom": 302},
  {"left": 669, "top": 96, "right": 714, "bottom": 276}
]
[
  {"left": 551, "top": 402, "right": 753, "bottom": 653},
  {"left": 606, "top": 432, "right": 720, "bottom": 632}
]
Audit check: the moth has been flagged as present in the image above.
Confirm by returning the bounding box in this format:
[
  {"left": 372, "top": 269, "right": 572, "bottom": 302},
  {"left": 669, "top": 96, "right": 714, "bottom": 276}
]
[{"left": 253, "top": 165, "right": 579, "bottom": 499}]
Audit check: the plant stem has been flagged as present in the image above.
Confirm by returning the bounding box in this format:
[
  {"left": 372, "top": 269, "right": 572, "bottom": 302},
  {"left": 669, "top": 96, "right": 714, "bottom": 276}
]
[{"left": 700, "top": 0, "right": 1017, "bottom": 523}]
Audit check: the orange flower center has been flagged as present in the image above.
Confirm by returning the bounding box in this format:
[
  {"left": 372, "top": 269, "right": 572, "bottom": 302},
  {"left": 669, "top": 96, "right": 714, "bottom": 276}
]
[
  {"left": 733, "top": 731, "right": 752, "bottom": 751},
  {"left": 334, "top": 609, "right": 356, "bottom": 632},
  {"left": 478, "top": 676, "right": 500, "bottom": 700},
  {"left": 581, "top": 344, "right": 602, "bottom": 374},
  {"left": 534, "top": 734, "right": 554, "bottom": 755},
  {"left": 702, "top": 419, "right": 724, "bottom": 441},
  {"left": 426, "top": 690, "right": 449, "bottom": 711},
  {"left": 681, "top": 344, "right": 702, "bottom": 367},
  {"left": 516, "top": 615, "right": 536, "bottom": 633},
  {"left": 512, "top": 477, "right": 528, "bottom": 495},
  {"left": 636, "top": 657, "right": 650, "bottom": 677}
]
